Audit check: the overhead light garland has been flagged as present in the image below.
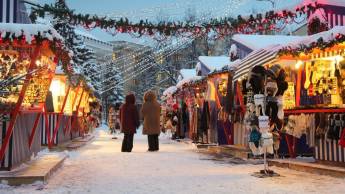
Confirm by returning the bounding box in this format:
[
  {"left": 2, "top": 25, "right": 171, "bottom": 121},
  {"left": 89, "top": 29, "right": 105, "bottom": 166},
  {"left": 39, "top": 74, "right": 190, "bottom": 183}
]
[{"left": 29, "top": 2, "right": 322, "bottom": 37}]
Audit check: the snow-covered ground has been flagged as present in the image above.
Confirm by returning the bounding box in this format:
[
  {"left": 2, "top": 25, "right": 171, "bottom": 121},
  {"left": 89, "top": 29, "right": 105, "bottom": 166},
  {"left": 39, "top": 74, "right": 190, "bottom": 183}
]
[{"left": 1, "top": 125, "right": 344, "bottom": 194}]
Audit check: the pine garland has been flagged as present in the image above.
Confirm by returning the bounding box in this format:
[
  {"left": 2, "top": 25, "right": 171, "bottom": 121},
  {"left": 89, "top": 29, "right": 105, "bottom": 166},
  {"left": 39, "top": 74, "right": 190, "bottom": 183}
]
[
  {"left": 278, "top": 33, "right": 345, "bottom": 57},
  {"left": 30, "top": 1, "right": 322, "bottom": 36}
]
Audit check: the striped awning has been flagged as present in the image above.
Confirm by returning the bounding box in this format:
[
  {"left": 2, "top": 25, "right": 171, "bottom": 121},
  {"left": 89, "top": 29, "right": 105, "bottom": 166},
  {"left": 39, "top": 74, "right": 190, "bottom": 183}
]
[{"left": 233, "top": 48, "right": 278, "bottom": 81}]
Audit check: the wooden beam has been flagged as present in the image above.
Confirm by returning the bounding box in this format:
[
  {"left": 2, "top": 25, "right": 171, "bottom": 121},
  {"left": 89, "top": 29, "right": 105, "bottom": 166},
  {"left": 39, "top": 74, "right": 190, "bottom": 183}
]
[{"left": 70, "top": 90, "right": 85, "bottom": 133}]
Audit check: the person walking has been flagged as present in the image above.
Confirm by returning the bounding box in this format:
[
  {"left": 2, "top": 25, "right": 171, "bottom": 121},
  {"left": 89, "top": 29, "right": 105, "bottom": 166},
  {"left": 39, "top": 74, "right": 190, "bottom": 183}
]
[
  {"left": 141, "top": 91, "right": 161, "bottom": 152},
  {"left": 120, "top": 94, "right": 140, "bottom": 152},
  {"left": 108, "top": 107, "right": 116, "bottom": 134}
]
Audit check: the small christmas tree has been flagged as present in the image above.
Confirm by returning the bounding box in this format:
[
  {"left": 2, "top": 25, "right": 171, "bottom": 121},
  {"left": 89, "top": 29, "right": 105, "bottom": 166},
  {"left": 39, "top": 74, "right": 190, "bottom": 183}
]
[{"left": 101, "top": 62, "right": 124, "bottom": 105}]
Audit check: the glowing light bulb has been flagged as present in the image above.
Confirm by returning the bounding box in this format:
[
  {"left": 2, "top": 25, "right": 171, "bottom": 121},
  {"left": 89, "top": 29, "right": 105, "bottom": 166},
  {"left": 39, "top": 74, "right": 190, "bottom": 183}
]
[
  {"left": 295, "top": 60, "right": 303, "bottom": 70},
  {"left": 35, "top": 60, "right": 41, "bottom": 66}
]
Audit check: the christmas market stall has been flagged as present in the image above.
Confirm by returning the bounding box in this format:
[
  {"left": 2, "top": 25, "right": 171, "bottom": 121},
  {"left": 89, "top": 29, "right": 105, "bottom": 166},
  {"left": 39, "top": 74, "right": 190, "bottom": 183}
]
[
  {"left": 42, "top": 67, "right": 94, "bottom": 147},
  {"left": 232, "top": 44, "right": 293, "bottom": 157},
  {"left": 232, "top": 26, "right": 345, "bottom": 164},
  {"left": 206, "top": 59, "right": 240, "bottom": 145},
  {"left": 166, "top": 76, "right": 207, "bottom": 142},
  {"left": 277, "top": 26, "right": 345, "bottom": 163},
  {"left": 0, "top": 23, "right": 69, "bottom": 170}
]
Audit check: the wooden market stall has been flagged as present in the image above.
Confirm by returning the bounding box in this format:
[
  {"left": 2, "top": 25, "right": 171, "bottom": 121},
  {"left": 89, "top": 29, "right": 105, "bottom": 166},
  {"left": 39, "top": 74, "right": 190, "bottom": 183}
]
[
  {"left": 276, "top": 26, "right": 345, "bottom": 163},
  {"left": 231, "top": 26, "right": 345, "bottom": 164},
  {"left": 42, "top": 68, "right": 93, "bottom": 147},
  {"left": 203, "top": 59, "right": 240, "bottom": 145},
  {"left": 175, "top": 76, "right": 207, "bottom": 141},
  {"left": 0, "top": 23, "right": 69, "bottom": 170}
]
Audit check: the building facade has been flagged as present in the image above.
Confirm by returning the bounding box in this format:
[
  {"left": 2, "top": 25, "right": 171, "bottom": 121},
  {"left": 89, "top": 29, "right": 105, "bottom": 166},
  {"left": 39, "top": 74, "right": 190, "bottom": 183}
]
[{"left": 0, "top": 0, "right": 30, "bottom": 23}]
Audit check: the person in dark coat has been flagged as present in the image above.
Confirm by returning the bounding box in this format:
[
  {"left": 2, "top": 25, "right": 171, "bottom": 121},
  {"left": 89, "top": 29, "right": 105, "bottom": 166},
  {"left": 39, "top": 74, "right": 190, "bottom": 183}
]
[{"left": 120, "top": 94, "right": 140, "bottom": 152}]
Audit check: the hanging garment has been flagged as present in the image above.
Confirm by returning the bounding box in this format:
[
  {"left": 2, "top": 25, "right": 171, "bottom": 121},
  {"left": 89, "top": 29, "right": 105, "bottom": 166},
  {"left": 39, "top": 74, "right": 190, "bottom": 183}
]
[
  {"left": 327, "top": 114, "right": 342, "bottom": 140},
  {"left": 249, "top": 126, "right": 261, "bottom": 148},
  {"left": 315, "top": 112, "right": 327, "bottom": 138},
  {"left": 217, "top": 120, "right": 227, "bottom": 145},
  {"left": 276, "top": 96, "right": 284, "bottom": 120},
  {"left": 271, "top": 124, "right": 281, "bottom": 151},
  {"left": 284, "top": 114, "right": 307, "bottom": 138},
  {"left": 197, "top": 107, "right": 203, "bottom": 143},
  {"left": 339, "top": 127, "right": 345, "bottom": 147},
  {"left": 305, "top": 114, "right": 316, "bottom": 147},
  {"left": 249, "top": 142, "right": 262, "bottom": 156},
  {"left": 200, "top": 101, "right": 209, "bottom": 133},
  {"left": 191, "top": 107, "right": 198, "bottom": 141},
  {"left": 209, "top": 101, "right": 218, "bottom": 143},
  {"left": 233, "top": 122, "right": 240, "bottom": 145},
  {"left": 181, "top": 102, "right": 189, "bottom": 137},
  {"left": 261, "top": 132, "right": 274, "bottom": 154},
  {"left": 224, "top": 119, "right": 233, "bottom": 145}
]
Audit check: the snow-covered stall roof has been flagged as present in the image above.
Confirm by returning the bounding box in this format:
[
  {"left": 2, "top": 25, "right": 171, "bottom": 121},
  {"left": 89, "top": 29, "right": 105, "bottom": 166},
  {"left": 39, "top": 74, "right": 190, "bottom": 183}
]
[
  {"left": 232, "top": 34, "right": 305, "bottom": 51},
  {"left": 281, "top": 25, "right": 345, "bottom": 51},
  {"left": 176, "top": 76, "right": 205, "bottom": 89},
  {"left": 163, "top": 86, "right": 178, "bottom": 97},
  {"left": 179, "top": 69, "right": 196, "bottom": 80},
  {"left": 208, "top": 59, "right": 242, "bottom": 76},
  {"left": 0, "top": 23, "right": 63, "bottom": 43},
  {"left": 198, "top": 56, "right": 231, "bottom": 72}
]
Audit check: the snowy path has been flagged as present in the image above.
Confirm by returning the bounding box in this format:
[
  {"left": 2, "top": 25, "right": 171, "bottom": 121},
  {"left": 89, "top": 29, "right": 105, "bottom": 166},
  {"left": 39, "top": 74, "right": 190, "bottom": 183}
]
[{"left": 1, "top": 126, "right": 344, "bottom": 194}]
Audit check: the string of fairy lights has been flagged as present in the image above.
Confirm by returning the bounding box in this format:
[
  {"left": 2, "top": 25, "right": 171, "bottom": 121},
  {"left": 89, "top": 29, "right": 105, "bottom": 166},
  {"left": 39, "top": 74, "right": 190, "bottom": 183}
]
[
  {"left": 83, "top": 36, "right": 193, "bottom": 93},
  {"left": 97, "top": 36, "right": 195, "bottom": 94}
]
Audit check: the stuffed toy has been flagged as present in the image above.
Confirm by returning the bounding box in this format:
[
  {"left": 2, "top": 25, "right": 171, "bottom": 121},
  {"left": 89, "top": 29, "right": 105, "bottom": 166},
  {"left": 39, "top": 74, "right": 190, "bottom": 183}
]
[
  {"left": 266, "top": 65, "right": 288, "bottom": 122},
  {"left": 248, "top": 66, "right": 266, "bottom": 94}
]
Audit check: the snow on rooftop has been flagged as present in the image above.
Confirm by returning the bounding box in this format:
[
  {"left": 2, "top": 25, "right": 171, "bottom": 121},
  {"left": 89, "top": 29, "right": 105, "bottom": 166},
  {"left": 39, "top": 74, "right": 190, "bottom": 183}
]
[
  {"left": 284, "top": 26, "right": 345, "bottom": 49},
  {"left": 176, "top": 76, "right": 204, "bottom": 89},
  {"left": 0, "top": 23, "right": 63, "bottom": 43},
  {"left": 232, "top": 34, "right": 306, "bottom": 51},
  {"left": 227, "top": 59, "right": 241, "bottom": 70},
  {"left": 208, "top": 59, "right": 242, "bottom": 75},
  {"left": 179, "top": 69, "right": 196, "bottom": 79},
  {"left": 75, "top": 29, "right": 99, "bottom": 40},
  {"left": 163, "top": 86, "right": 178, "bottom": 97},
  {"left": 198, "top": 56, "right": 231, "bottom": 72}
]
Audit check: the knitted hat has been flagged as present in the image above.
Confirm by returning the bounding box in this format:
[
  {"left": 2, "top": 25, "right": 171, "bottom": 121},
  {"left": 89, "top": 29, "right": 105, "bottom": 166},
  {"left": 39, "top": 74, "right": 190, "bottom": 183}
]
[{"left": 267, "top": 64, "right": 282, "bottom": 80}]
